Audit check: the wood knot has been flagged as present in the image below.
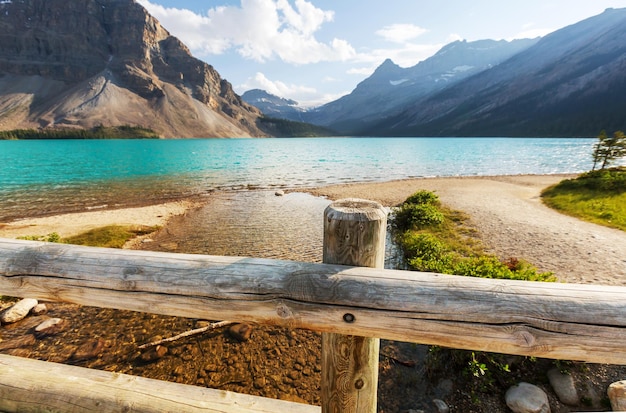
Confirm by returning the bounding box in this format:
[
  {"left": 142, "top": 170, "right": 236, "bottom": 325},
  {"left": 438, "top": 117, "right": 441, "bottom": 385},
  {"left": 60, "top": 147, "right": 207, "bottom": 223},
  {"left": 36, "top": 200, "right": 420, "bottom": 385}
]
[
  {"left": 276, "top": 303, "right": 293, "bottom": 319},
  {"left": 343, "top": 313, "right": 355, "bottom": 323},
  {"left": 354, "top": 378, "right": 365, "bottom": 389}
]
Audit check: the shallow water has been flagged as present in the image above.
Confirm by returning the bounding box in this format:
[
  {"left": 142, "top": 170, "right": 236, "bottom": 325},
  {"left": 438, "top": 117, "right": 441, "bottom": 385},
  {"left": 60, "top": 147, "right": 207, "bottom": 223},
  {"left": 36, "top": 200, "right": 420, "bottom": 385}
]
[{"left": 138, "top": 191, "right": 404, "bottom": 269}]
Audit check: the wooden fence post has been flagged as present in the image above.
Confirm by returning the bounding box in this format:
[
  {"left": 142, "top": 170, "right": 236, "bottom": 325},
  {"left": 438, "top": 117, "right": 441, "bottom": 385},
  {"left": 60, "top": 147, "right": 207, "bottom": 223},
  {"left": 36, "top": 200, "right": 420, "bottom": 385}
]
[{"left": 321, "top": 198, "right": 387, "bottom": 413}]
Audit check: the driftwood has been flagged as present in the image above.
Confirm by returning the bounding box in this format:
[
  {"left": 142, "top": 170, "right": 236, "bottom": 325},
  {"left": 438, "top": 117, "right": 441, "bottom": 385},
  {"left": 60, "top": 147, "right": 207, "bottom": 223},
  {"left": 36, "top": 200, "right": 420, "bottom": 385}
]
[{"left": 138, "top": 320, "right": 234, "bottom": 349}]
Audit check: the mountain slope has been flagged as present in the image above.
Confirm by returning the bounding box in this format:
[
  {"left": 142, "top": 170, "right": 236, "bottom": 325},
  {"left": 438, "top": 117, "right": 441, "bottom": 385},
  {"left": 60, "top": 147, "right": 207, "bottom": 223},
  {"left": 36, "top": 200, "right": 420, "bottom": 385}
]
[
  {"left": 303, "top": 38, "right": 538, "bottom": 134},
  {"left": 0, "top": 0, "right": 265, "bottom": 138},
  {"left": 368, "top": 7, "right": 626, "bottom": 137}
]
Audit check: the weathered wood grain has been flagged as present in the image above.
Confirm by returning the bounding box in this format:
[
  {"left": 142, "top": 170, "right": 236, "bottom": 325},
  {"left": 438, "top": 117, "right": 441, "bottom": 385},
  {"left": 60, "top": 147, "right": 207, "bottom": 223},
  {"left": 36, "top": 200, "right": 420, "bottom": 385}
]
[
  {"left": 2, "top": 238, "right": 626, "bottom": 363},
  {"left": 0, "top": 354, "right": 320, "bottom": 413},
  {"left": 321, "top": 199, "right": 386, "bottom": 413}
]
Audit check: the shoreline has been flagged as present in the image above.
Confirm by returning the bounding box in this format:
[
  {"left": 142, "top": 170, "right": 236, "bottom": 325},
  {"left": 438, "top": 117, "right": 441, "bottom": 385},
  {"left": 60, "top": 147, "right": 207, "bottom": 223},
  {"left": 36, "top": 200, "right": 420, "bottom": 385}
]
[{"left": 2, "top": 173, "right": 625, "bottom": 285}]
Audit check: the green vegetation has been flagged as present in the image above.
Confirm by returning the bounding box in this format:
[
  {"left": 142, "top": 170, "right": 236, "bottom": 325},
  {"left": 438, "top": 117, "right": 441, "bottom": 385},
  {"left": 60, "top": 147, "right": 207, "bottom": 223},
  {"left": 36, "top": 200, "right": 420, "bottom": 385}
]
[
  {"left": 17, "top": 225, "right": 159, "bottom": 248},
  {"left": 592, "top": 130, "right": 626, "bottom": 171},
  {"left": 541, "top": 130, "right": 626, "bottom": 231},
  {"left": 541, "top": 167, "right": 626, "bottom": 231},
  {"left": 0, "top": 125, "right": 160, "bottom": 140},
  {"left": 393, "top": 190, "right": 555, "bottom": 281},
  {"left": 392, "top": 190, "right": 555, "bottom": 399},
  {"left": 256, "top": 116, "right": 338, "bottom": 137}
]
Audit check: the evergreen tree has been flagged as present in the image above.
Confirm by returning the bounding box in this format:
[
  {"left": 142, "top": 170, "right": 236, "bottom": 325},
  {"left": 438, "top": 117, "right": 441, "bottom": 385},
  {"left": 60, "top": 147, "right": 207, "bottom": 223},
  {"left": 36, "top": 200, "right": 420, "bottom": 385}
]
[{"left": 592, "top": 130, "right": 626, "bottom": 170}]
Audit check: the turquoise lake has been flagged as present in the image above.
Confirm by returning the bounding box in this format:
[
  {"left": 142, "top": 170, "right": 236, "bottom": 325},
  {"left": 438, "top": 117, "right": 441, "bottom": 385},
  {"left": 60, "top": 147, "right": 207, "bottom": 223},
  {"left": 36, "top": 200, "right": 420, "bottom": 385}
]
[{"left": 0, "top": 137, "right": 595, "bottom": 220}]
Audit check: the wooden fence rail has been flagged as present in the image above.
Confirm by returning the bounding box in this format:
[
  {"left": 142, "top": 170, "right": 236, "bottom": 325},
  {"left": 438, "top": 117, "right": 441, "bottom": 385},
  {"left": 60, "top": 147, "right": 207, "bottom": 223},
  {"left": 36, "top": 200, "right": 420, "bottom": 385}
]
[{"left": 1, "top": 198, "right": 626, "bottom": 412}]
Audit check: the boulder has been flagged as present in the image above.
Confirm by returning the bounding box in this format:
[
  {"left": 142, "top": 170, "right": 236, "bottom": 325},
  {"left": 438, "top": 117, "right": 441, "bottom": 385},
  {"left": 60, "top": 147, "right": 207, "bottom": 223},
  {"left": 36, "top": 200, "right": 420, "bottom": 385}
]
[
  {"left": 505, "top": 382, "right": 550, "bottom": 413},
  {"left": 608, "top": 380, "right": 626, "bottom": 411},
  {"left": 0, "top": 298, "right": 38, "bottom": 324},
  {"left": 547, "top": 368, "right": 578, "bottom": 405}
]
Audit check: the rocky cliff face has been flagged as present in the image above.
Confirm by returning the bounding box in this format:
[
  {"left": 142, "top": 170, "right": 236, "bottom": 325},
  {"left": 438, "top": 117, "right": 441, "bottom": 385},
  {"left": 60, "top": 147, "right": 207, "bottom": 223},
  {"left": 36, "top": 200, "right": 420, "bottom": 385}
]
[{"left": 0, "top": 0, "right": 265, "bottom": 137}]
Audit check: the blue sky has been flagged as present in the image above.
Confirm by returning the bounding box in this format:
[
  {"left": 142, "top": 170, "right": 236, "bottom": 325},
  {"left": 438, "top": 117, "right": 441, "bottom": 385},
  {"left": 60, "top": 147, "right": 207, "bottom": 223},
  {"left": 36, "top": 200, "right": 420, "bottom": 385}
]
[{"left": 137, "top": 1, "right": 626, "bottom": 107}]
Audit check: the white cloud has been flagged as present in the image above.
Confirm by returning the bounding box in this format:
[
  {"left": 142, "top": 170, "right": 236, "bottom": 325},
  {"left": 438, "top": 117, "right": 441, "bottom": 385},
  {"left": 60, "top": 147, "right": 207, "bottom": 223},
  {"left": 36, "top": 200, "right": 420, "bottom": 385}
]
[
  {"left": 375, "top": 23, "right": 428, "bottom": 44},
  {"left": 137, "top": 0, "right": 356, "bottom": 64}
]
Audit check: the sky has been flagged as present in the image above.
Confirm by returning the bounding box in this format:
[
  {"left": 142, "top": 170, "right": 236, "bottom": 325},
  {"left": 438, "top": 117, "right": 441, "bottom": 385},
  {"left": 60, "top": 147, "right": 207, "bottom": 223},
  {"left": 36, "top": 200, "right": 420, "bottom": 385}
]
[{"left": 137, "top": 1, "right": 626, "bottom": 107}]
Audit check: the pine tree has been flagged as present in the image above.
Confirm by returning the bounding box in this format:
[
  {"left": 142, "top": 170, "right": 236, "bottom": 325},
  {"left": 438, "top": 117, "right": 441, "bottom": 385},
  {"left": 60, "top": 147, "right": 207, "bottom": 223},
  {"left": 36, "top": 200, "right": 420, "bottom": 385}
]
[{"left": 592, "top": 130, "right": 626, "bottom": 170}]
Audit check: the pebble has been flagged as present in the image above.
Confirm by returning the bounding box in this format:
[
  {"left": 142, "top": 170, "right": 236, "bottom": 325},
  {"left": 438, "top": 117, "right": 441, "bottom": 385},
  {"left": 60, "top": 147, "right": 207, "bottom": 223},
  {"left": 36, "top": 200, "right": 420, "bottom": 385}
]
[
  {"left": 228, "top": 323, "right": 253, "bottom": 342},
  {"left": 1, "top": 298, "right": 38, "bottom": 324},
  {"left": 254, "top": 377, "right": 266, "bottom": 389},
  {"left": 140, "top": 345, "right": 168, "bottom": 362},
  {"left": 275, "top": 190, "right": 285, "bottom": 196},
  {"left": 31, "top": 303, "right": 48, "bottom": 316},
  {"left": 505, "top": 382, "right": 550, "bottom": 413},
  {"left": 432, "top": 398, "right": 449, "bottom": 413},
  {"left": 34, "top": 318, "right": 70, "bottom": 337}
]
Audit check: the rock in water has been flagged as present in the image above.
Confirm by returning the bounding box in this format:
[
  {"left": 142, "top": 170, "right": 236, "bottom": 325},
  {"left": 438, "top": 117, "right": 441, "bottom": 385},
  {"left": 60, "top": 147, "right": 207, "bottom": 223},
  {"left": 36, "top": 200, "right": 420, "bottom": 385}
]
[
  {"left": 0, "top": 298, "right": 38, "bottom": 324},
  {"left": 31, "top": 303, "right": 48, "bottom": 316},
  {"left": 34, "top": 318, "right": 70, "bottom": 338},
  {"left": 72, "top": 338, "right": 105, "bottom": 361},
  {"left": 228, "top": 323, "right": 253, "bottom": 342}
]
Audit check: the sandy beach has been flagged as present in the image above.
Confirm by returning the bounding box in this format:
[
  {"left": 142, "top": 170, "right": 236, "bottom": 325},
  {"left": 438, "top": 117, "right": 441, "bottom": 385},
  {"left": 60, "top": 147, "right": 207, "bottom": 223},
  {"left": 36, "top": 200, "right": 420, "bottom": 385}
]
[
  {"left": 1, "top": 174, "right": 625, "bottom": 285},
  {"left": 0, "top": 200, "right": 199, "bottom": 239}
]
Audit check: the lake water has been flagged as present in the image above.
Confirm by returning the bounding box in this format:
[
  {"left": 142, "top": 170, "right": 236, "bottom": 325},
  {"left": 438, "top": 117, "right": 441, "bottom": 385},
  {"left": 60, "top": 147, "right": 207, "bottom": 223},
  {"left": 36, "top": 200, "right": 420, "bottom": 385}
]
[{"left": 0, "top": 137, "right": 595, "bottom": 221}]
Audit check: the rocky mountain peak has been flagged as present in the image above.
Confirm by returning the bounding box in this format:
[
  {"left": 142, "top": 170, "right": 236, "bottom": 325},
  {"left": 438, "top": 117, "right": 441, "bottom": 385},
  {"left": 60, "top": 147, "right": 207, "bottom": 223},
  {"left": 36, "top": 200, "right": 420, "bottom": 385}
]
[{"left": 0, "top": 0, "right": 265, "bottom": 137}]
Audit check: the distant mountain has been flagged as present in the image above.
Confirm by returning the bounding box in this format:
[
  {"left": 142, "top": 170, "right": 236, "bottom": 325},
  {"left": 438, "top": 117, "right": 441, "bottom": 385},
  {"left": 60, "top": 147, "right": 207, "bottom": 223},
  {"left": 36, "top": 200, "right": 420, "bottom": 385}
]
[
  {"left": 303, "top": 38, "right": 539, "bottom": 134},
  {"left": 367, "top": 7, "right": 626, "bottom": 137},
  {"left": 0, "top": 0, "right": 265, "bottom": 138},
  {"left": 242, "top": 89, "right": 307, "bottom": 121}
]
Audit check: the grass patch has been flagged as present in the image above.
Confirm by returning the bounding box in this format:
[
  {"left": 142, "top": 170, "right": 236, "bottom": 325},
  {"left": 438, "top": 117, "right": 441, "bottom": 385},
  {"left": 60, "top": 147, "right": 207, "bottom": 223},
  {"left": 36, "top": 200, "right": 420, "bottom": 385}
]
[
  {"left": 392, "top": 190, "right": 554, "bottom": 282},
  {"left": 541, "top": 167, "right": 626, "bottom": 231},
  {"left": 18, "top": 225, "right": 159, "bottom": 248}
]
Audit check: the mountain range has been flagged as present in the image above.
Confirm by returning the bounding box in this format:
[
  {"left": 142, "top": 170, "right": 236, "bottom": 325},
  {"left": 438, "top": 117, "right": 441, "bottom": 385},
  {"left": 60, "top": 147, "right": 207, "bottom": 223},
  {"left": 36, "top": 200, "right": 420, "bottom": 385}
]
[
  {"left": 1, "top": 1, "right": 625, "bottom": 138},
  {"left": 0, "top": 0, "right": 265, "bottom": 138},
  {"left": 246, "top": 8, "right": 626, "bottom": 137}
]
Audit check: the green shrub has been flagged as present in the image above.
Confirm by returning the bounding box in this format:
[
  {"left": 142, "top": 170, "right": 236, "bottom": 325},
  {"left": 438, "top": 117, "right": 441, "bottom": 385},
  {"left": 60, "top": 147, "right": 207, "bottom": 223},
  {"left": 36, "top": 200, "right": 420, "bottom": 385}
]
[
  {"left": 17, "top": 232, "right": 61, "bottom": 243},
  {"left": 402, "top": 232, "right": 455, "bottom": 273},
  {"left": 404, "top": 190, "right": 440, "bottom": 206},
  {"left": 394, "top": 203, "right": 444, "bottom": 231}
]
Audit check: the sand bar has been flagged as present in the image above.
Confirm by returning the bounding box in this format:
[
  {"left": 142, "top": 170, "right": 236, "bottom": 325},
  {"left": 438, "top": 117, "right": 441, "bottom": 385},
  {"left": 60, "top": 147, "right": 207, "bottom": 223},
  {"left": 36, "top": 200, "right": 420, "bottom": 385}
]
[{"left": 0, "top": 200, "right": 199, "bottom": 239}]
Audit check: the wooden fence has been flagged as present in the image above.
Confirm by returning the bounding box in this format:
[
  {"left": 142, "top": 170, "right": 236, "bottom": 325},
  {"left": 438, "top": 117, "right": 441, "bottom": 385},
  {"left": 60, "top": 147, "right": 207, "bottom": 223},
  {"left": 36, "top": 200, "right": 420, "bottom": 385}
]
[{"left": 1, "top": 198, "right": 626, "bottom": 412}]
